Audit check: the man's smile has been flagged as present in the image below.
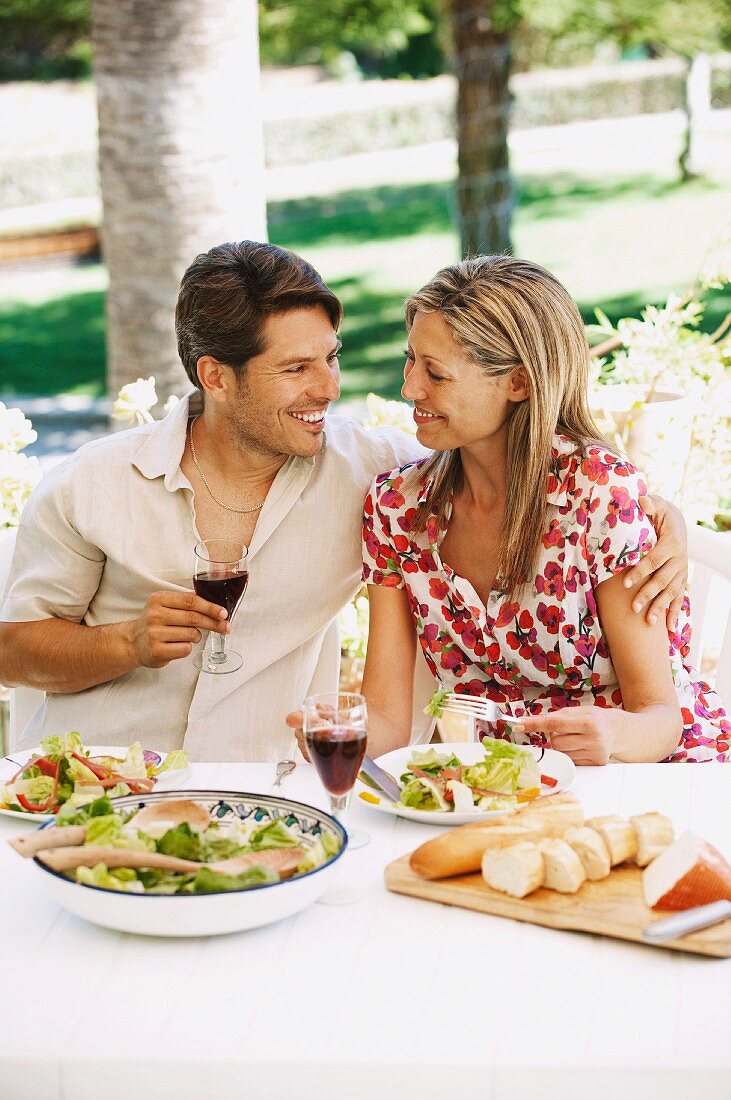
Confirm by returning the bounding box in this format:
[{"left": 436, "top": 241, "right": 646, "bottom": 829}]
[{"left": 288, "top": 407, "right": 328, "bottom": 428}]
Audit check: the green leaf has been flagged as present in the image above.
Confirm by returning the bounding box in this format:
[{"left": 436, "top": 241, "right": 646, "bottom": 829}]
[
  {"left": 152, "top": 750, "right": 189, "bottom": 775},
  {"left": 57, "top": 794, "right": 115, "bottom": 825},
  {"left": 190, "top": 865, "right": 280, "bottom": 893},
  {"left": 156, "top": 822, "right": 204, "bottom": 861},
  {"left": 424, "top": 687, "right": 451, "bottom": 717},
  {"left": 249, "top": 819, "right": 300, "bottom": 850},
  {"left": 75, "top": 864, "right": 142, "bottom": 892},
  {"left": 84, "top": 814, "right": 155, "bottom": 852}
]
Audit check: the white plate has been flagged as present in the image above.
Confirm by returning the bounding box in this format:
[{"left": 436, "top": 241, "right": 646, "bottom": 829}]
[
  {"left": 356, "top": 742, "right": 575, "bottom": 826},
  {"left": 0, "top": 746, "right": 192, "bottom": 822}
]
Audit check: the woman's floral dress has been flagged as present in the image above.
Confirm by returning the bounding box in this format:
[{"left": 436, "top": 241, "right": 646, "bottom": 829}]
[{"left": 361, "top": 435, "right": 730, "bottom": 763}]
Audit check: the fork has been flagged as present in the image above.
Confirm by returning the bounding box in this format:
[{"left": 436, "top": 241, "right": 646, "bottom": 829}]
[{"left": 439, "top": 692, "right": 525, "bottom": 725}]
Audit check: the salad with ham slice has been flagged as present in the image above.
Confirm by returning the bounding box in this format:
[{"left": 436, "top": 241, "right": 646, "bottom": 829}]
[
  {"left": 0, "top": 732, "right": 188, "bottom": 818},
  {"left": 398, "top": 737, "right": 555, "bottom": 813}
]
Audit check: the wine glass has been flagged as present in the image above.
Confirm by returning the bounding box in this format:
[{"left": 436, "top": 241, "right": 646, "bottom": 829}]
[
  {"left": 192, "top": 539, "right": 248, "bottom": 675},
  {"left": 303, "top": 691, "right": 370, "bottom": 850}
]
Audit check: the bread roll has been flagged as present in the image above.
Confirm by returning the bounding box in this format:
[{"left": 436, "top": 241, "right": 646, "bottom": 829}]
[
  {"left": 630, "top": 812, "right": 674, "bottom": 868},
  {"left": 536, "top": 838, "right": 586, "bottom": 894},
  {"left": 643, "top": 830, "right": 731, "bottom": 910},
  {"left": 564, "top": 825, "right": 611, "bottom": 880},
  {"left": 482, "top": 841, "right": 544, "bottom": 899},
  {"left": 585, "top": 815, "right": 638, "bottom": 866},
  {"left": 409, "top": 793, "right": 584, "bottom": 880}
]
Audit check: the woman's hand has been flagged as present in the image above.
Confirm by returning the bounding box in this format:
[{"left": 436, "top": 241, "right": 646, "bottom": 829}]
[
  {"left": 284, "top": 709, "right": 310, "bottom": 761},
  {"left": 623, "top": 495, "right": 688, "bottom": 630},
  {"left": 519, "top": 706, "right": 626, "bottom": 766}
]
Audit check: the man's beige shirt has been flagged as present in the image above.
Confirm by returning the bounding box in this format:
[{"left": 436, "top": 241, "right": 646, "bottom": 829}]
[{"left": 2, "top": 393, "right": 420, "bottom": 761}]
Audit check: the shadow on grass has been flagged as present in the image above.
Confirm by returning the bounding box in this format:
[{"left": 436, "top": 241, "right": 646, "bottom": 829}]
[
  {"left": 269, "top": 172, "right": 718, "bottom": 250},
  {"left": 331, "top": 276, "right": 408, "bottom": 399},
  {"left": 0, "top": 289, "right": 106, "bottom": 396},
  {"left": 0, "top": 172, "right": 725, "bottom": 399}
]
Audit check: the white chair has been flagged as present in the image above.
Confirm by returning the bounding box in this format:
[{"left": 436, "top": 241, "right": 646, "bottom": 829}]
[
  {"left": 686, "top": 524, "right": 731, "bottom": 698},
  {"left": 0, "top": 529, "right": 45, "bottom": 750}
]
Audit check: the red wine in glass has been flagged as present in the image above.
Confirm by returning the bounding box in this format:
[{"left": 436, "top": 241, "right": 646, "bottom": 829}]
[
  {"left": 303, "top": 692, "right": 370, "bottom": 851},
  {"left": 193, "top": 570, "right": 248, "bottom": 619},
  {"left": 192, "top": 539, "right": 248, "bottom": 675},
  {"left": 306, "top": 726, "right": 367, "bottom": 797}
]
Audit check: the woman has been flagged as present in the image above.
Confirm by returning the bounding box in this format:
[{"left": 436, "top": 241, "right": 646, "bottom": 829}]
[{"left": 359, "top": 256, "right": 729, "bottom": 765}]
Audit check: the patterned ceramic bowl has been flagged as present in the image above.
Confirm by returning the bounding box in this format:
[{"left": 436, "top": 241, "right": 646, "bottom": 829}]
[{"left": 32, "top": 789, "right": 347, "bottom": 937}]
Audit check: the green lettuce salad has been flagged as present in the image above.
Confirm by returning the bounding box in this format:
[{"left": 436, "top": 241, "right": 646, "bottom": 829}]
[
  {"left": 398, "top": 737, "right": 542, "bottom": 813},
  {"left": 51, "top": 796, "right": 340, "bottom": 895},
  {"left": 0, "top": 732, "right": 189, "bottom": 816}
]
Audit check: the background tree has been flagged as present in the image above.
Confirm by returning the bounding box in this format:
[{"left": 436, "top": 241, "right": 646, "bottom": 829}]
[
  {"left": 91, "top": 0, "right": 267, "bottom": 405},
  {"left": 258, "top": 0, "right": 432, "bottom": 69},
  {"left": 448, "top": 0, "right": 520, "bottom": 256},
  {"left": 5, "top": 0, "right": 728, "bottom": 288},
  {"left": 525, "top": 0, "right": 731, "bottom": 180},
  {"left": 0, "top": 0, "right": 90, "bottom": 79},
  {"left": 261, "top": 0, "right": 729, "bottom": 255}
]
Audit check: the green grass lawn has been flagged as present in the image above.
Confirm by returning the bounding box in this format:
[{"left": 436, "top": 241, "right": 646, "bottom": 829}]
[{"left": 0, "top": 172, "right": 728, "bottom": 398}]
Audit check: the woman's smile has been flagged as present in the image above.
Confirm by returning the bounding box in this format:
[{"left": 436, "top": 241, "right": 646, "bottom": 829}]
[{"left": 413, "top": 406, "right": 446, "bottom": 426}]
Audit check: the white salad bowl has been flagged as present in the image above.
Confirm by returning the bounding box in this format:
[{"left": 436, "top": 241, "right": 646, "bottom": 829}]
[{"left": 31, "top": 789, "right": 347, "bottom": 937}]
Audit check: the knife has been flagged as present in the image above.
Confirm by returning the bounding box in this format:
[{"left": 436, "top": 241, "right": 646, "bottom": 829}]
[
  {"left": 642, "top": 899, "right": 731, "bottom": 944},
  {"left": 358, "top": 755, "right": 402, "bottom": 802}
]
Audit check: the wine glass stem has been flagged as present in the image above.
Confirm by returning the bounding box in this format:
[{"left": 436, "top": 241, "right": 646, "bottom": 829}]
[
  {"left": 329, "top": 793, "right": 350, "bottom": 829},
  {"left": 209, "top": 631, "right": 227, "bottom": 664}
]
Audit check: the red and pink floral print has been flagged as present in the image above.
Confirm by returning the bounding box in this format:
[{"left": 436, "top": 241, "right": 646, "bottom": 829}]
[{"left": 361, "top": 435, "right": 729, "bottom": 763}]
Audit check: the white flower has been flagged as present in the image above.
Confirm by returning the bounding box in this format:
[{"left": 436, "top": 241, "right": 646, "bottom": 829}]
[
  {"left": 163, "top": 395, "right": 180, "bottom": 415},
  {"left": 364, "top": 393, "right": 416, "bottom": 435},
  {"left": 0, "top": 450, "right": 42, "bottom": 528},
  {"left": 111, "top": 377, "right": 158, "bottom": 425},
  {"left": 0, "top": 403, "right": 37, "bottom": 453}
]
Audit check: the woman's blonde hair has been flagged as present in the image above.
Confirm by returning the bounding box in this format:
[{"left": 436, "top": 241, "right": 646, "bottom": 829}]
[{"left": 405, "top": 255, "right": 606, "bottom": 595}]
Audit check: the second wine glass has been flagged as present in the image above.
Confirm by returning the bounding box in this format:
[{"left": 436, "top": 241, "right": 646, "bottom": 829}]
[
  {"left": 192, "top": 539, "right": 248, "bottom": 675},
  {"left": 303, "top": 691, "right": 370, "bottom": 850}
]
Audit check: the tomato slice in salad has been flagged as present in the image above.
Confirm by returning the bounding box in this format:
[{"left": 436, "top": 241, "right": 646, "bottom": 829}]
[{"left": 16, "top": 775, "right": 60, "bottom": 813}]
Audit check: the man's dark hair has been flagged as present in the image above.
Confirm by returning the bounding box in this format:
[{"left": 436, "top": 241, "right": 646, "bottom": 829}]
[{"left": 175, "top": 241, "right": 343, "bottom": 387}]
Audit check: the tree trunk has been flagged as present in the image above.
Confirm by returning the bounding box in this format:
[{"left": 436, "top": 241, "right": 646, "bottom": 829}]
[
  {"left": 91, "top": 0, "right": 268, "bottom": 408},
  {"left": 450, "top": 0, "right": 516, "bottom": 257},
  {"left": 679, "top": 53, "right": 711, "bottom": 182}
]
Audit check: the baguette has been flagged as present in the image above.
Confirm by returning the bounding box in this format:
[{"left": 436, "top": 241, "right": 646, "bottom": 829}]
[
  {"left": 537, "top": 837, "right": 586, "bottom": 894},
  {"left": 409, "top": 792, "right": 584, "bottom": 880},
  {"left": 563, "top": 825, "right": 611, "bottom": 880},
  {"left": 630, "top": 812, "right": 674, "bottom": 868},
  {"left": 482, "top": 841, "right": 544, "bottom": 899},
  {"left": 585, "top": 814, "right": 638, "bottom": 866}
]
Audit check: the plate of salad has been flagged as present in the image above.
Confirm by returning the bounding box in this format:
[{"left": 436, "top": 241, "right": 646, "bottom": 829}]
[
  {"left": 15, "top": 789, "right": 347, "bottom": 936},
  {"left": 357, "top": 738, "right": 575, "bottom": 825},
  {"left": 0, "top": 732, "right": 190, "bottom": 821}
]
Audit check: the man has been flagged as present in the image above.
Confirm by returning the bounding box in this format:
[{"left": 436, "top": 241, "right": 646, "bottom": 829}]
[{"left": 0, "top": 242, "right": 687, "bottom": 761}]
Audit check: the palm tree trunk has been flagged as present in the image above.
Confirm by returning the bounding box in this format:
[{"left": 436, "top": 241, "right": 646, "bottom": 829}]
[
  {"left": 450, "top": 0, "right": 516, "bottom": 257},
  {"left": 91, "top": 0, "right": 267, "bottom": 407}
]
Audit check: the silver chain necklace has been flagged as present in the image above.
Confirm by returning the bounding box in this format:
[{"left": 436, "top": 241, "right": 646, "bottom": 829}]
[{"left": 189, "top": 416, "right": 266, "bottom": 515}]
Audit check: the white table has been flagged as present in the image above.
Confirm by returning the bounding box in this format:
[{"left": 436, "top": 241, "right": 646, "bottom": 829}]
[{"left": 1, "top": 763, "right": 729, "bottom": 1100}]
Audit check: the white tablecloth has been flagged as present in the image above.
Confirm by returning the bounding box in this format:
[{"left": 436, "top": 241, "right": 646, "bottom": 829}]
[{"left": 1, "top": 762, "right": 729, "bottom": 1100}]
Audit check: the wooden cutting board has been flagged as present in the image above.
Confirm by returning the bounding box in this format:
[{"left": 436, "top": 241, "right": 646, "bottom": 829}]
[{"left": 385, "top": 854, "right": 731, "bottom": 957}]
